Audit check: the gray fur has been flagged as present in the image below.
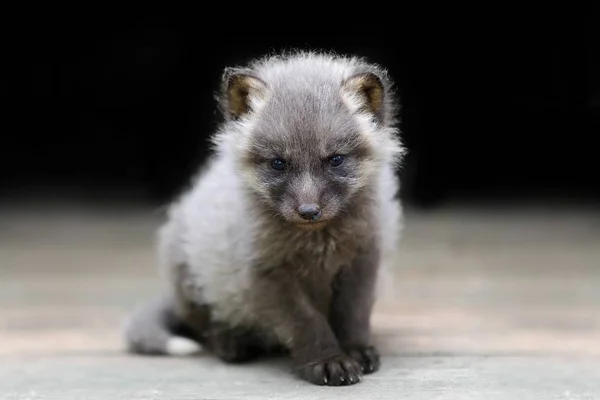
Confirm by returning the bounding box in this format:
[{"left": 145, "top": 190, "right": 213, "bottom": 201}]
[
  {"left": 123, "top": 294, "right": 174, "bottom": 355},
  {"left": 124, "top": 50, "right": 405, "bottom": 386},
  {"left": 122, "top": 293, "right": 202, "bottom": 356}
]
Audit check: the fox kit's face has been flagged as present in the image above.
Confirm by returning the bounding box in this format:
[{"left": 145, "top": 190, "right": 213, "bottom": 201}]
[
  {"left": 242, "top": 102, "right": 376, "bottom": 228},
  {"left": 221, "top": 62, "right": 400, "bottom": 229}
]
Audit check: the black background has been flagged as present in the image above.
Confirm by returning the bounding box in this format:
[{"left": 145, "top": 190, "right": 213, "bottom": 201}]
[{"left": 2, "top": 6, "right": 598, "bottom": 208}]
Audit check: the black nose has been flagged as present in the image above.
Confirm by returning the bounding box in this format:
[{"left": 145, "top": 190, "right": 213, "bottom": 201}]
[{"left": 298, "top": 204, "right": 322, "bottom": 221}]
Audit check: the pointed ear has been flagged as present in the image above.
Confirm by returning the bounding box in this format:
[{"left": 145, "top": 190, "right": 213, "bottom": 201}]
[
  {"left": 222, "top": 69, "right": 268, "bottom": 119},
  {"left": 342, "top": 72, "right": 385, "bottom": 122}
]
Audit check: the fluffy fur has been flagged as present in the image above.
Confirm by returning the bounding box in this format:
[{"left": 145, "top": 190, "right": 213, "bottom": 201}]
[{"left": 123, "top": 50, "right": 405, "bottom": 386}]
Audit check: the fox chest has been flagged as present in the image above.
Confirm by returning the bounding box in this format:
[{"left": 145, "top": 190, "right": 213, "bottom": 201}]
[{"left": 265, "top": 231, "right": 367, "bottom": 316}]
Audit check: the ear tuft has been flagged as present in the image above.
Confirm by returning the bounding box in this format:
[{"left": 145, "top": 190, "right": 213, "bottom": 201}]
[
  {"left": 342, "top": 72, "right": 385, "bottom": 121},
  {"left": 223, "top": 70, "right": 267, "bottom": 119}
]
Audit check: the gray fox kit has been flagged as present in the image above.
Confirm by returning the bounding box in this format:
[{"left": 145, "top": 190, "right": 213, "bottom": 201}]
[{"left": 124, "top": 50, "right": 405, "bottom": 386}]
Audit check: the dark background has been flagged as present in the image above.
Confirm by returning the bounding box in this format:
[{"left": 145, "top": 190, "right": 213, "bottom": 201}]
[{"left": 2, "top": 6, "right": 598, "bottom": 208}]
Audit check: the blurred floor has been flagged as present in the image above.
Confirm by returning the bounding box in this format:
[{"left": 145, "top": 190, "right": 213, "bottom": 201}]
[{"left": 1, "top": 199, "right": 599, "bottom": 399}]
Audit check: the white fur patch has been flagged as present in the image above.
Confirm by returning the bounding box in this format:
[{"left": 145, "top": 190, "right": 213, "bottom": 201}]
[{"left": 166, "top": 336, "right": 202, "bottom": 356}]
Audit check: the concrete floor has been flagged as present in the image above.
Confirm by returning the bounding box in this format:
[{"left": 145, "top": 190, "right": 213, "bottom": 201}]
[{"left": 1, "top": 200, "right": 599, "bottom": 399}]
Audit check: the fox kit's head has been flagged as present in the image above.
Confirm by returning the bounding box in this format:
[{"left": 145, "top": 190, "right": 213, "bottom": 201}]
[{"left": 214, "top": 52, "right": 404, "bottom": 229}]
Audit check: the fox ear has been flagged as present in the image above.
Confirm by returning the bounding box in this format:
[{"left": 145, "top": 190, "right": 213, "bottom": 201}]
[
  {"left": 221, "top": 69, "right": 268, "bottom": 119},
  {"left": 342, "top": 72, "right": 385, "bottom": 122}
]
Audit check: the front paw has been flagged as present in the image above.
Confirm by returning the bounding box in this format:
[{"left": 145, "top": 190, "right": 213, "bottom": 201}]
[
  {"left": 299, "top": 354, "right": 363, "bottom": 386},
  {"left": 345, "top": 345, "right": 380, "bottom": 374}
]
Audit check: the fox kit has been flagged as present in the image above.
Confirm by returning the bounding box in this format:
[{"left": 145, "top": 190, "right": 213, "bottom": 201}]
[{"left": 124, "top": 50, "right": 405, "bottom": 386}]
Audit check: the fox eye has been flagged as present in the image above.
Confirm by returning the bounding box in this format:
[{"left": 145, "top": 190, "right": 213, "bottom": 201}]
[
  {"left": 329, "top": 154, "right": 345, "bottom": 167},
  {"left": 270, "top": 158, "right": 287, "bottom": 171}
]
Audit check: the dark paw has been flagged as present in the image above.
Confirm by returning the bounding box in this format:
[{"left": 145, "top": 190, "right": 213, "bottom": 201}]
[
  {"left": 299, "top": 355, "right": 363, "bottom": 386},
  {"left": 346, "top": 346, "right": 380, "bottom": 374}
]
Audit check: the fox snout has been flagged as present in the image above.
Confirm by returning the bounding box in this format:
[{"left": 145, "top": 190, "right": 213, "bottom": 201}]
[{"left": 297, "top": 204, "right": 322, "bottom": 221}]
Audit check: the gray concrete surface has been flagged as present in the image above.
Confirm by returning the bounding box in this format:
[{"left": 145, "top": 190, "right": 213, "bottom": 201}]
[{"left": 1, "top": 201, "right": 599, "bottom": 399}]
